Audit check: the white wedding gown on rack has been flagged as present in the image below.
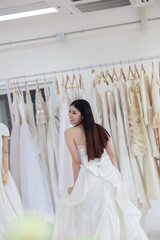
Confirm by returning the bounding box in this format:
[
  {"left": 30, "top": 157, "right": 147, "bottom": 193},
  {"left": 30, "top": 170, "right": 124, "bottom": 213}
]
[
  {"left": 53, "top": 146, "right": 149, "bottom": 240},
  {"left": 18, "top": 93, "right": 54, "bottom": 218},
  {"left": 10, "top": 92, "right": 21, "bottom": 194},
  {"left": 0, "top": 123, "right": 23, "bottom": 231}
]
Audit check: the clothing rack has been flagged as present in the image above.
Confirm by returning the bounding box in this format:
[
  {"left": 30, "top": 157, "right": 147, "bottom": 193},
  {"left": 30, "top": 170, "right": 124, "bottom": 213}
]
[
  {"left": 1, "top": 54, "right": 160, "bottom": 84},
  {"left": 2, "top": 53, "right": 160, "bottom": 126}
]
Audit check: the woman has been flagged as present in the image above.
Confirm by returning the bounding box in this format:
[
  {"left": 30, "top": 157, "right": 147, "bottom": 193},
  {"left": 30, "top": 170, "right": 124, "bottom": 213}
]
[{"left": 53, "top": 99, "right": 148, "bottom": 240}]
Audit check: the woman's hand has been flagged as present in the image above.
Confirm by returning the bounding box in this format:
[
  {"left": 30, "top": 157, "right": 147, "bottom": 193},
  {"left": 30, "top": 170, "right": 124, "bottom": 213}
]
[
  {"left": 68, "top": 187, "right": 74, "bottom": 194},
  {"left": 2, "top": 173, "right": 8, "bottom": 185}
]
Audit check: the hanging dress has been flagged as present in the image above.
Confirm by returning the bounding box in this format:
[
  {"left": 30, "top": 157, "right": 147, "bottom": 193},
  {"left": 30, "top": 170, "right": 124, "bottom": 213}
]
[
  {"left": 18, "top": 93, "right": 54, "bottom": 218},
  {"left": 0, "top": 122, "right": 23, "bottom": 231},
  {"left": 44, "top": 84, "right": 59, "bottom": 211},
  {"left": 106, "top": 90, "right": 119, "bottom": 169},
  {"left": 140, "top": 71, "right": 159, "bottom": 158},
  {"left": 53, "top": 146, "right": 149, "bottom": 240},
  {"left": 119, "top": 81, "right": 149, "bottom": 212},
  {"left": 10, "top": 92, "right": 21, "bottom": 194},
  {"left": 58, "top": 85, "right": 74, "bottom": 196},
  {"left": 136, "top": 84, "right": 160, "bottom": 200},
  {"left": 151, "top": 69, "right": 160, "bottom": 154},
  {"left": 35, "top": 89, "right": 50, "bottom": 186},
  {"left": 113, "top": 84, "right": 137, "bottom": 204},
  {"left": 26, "top": 87, "right": 38, "bottom": 140},
  {"left": 128, "top": 84, "right": 147, "bottom": 157}
]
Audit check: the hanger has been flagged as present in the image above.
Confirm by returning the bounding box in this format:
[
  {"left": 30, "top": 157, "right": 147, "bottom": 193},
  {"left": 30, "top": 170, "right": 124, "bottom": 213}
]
[
  {"left": 36, "top": 79, "right": 40, "bottom": 91},
  {"left": 134, "top": 64, "right": 140, "bottom": 79},
  {"left": 104, "top": 69, "right": 113, "bottom": 84},
  {"left": 119, "top": 67, "right": 126, "bottom": 81},
  {"left": 13, "top": 81, "right": 16, "bottom": 94},
  {"left": 98, "top": 71, "right": 105, "bottom": 85},
  {"left": 112, "top": 67, "right": 119, "bottom": 81},
  {"left": 127, "top": 65, "right": 135, "bottom": 80},
  {"left": 16, "top": 81, "right": 20, "bottom": 93},
  {"left": 55, "top": 77, "right": 60, "bottom": 95},
  {"left": 72, "top": 73, "right": 79, "bottom": 88},
  {"left": 65, "top": 74, "right": 73, "bottom": 89},
  {"left": 62, "top": 75, "right": 64, "bottom": 87},
  {"left": 141, "top": 63, "right": 145, "bottom": 74},
  {"left": 25, "top": 80, "right": 29, "bottom": 92},
  {"left": 79, "top": 73, "right": 82, "bottom": 89}
]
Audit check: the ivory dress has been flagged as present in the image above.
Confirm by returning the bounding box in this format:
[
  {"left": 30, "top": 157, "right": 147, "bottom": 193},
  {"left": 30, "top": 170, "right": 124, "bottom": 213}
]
[
  {"left": 113, "top": 84, "right": 137, "bottom": 204},
  {"left": 44, "top": 84, "right": 59, "bottom": 211},
  {"left": 151, "top": 69, "right": 160, "bottom": 154},
  {"left": 26, "top": 87, "right": 38, "bottom": 140},
  {"left": 136, "top": 84, "right": 160, "bottom": 200},
  {"left": 119, "top": 82, "right": 149, "bottom": 212},
  {"left": 107, "top": 90, "right": 119, "bottom": 169},
  {"left": 0, "top": 123, "right": 23, "bottom": 231},
  {"left": 58, "top": 86, "right": 74, "bottom": 196},
  {"left": 35, "top": 89, "right": 50, "bottom": 186},
  {"left": 53, "top": 146, "right": 149, "bottom": 240},
  {"left": 140, "top": 71, "right": 159, "bottom": 158},
  {"left": 10, "top": 92, "right": 21, "bottom": 193},
  {"left": 18, "top": 94, "right": 54, "bottom": 217}
]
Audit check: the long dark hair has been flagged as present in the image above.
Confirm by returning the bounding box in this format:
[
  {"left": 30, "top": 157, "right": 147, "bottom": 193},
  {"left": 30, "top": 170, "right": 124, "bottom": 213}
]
[{"left": 70, "top": 99, "right": 110, "bottom": 160}]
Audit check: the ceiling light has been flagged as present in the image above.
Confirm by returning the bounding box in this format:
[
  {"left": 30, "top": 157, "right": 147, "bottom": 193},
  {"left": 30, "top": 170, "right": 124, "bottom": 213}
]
[{"left": 0, "top": 8, "right": 58, "bottom": 22}]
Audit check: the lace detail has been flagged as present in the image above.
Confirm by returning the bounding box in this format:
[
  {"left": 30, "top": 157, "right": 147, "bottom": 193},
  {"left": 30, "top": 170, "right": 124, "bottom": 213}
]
[
  {"left": 128, "top": 110, "right": 147, "bottom": 156},
  {"left": 26, "top": 89, "right": 38, "bottom": 139},
  {"left": 36, "top": 90, "right": 47, "bottom": 125},
  {"left": 152, "top": 109, "right": 160, "bottom": 129}
]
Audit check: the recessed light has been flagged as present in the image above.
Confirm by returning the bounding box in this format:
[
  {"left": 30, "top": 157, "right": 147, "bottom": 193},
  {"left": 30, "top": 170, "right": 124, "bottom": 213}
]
[{"left": 0, "top": 7, "right": 58, "bottom": 22}]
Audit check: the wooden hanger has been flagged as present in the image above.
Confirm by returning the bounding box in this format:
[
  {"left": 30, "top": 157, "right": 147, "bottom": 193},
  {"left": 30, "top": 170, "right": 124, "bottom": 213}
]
[
  {"left": 16, "top": 81, "right": 20, "bottom": 93},
  {"left": 104, "top": 69, "right": 113, "bottom": 84},
  {"left": 25, "top": 81, "right": 29, "bottom": 92},
  {"left": 119, "top": 68, "right": 126, "bottom": 81},
  {"left": 72, "top": 73, "right": 79, "bottom": 88},
  {"left": 134, "top": 64, "right": 140, "bottom": 79},
  {"left": 65, "top": 74, "right": 73, "bottom": 89},
  {"left": 98, "top": 71, "right": 105, "bottom": 85},
  {"left": 36, "top": 79, "right": 40, "bottom": 91},
  {"left": 13, "top": 81, "right": 16, "bottom": 94},
  {"left": 62, "top": 75, "right": 65, "bottom": 86},
  {"left": 127, "top": 65, "right": 135, "bottom": 80},
  {"left": 141, "top": 63, "right": 145, "bottom": 74},
  {"left": 55, "top": 77, "right": 60, "bottom": 95},
  {"left": 112, "top": 67, "right": 119, "bottom": 81},
  {"left": 79, "top": 73, "right": 82, "bottom": 89}
]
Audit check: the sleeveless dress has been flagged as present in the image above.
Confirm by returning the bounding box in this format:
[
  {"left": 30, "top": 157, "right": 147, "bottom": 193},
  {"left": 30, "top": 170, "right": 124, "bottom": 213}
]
[
  {"left": 44, "top": 84, "right": 59, "bottom": 211},
  {"left": 0, "top": 123, "right": 23, "bottom": 231},
  {"left": 26, "top": 88, "right": 38, "bottom": 140},
  {"left": 119, "top": 82, "right": 149, "bottom": 212},
  {"left": 35, "top": 89, "right": 50, "bottom": 186},
  {"left": 53, "top": 146, "right": 149, "bottom": 240},
  {"left": 18, "top": 94, "right": 54, "bottom": 218},
  {"left": 10, "top": 92, "right": 21, "bottom": 193},
  {"left": 58, "top": 85, "right": 74, "bottom": 196}
]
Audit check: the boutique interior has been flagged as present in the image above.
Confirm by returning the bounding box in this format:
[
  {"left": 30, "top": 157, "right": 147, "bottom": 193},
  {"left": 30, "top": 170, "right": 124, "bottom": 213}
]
[{"left": 0, "top": 0, "right": 160, "bottom": 240}]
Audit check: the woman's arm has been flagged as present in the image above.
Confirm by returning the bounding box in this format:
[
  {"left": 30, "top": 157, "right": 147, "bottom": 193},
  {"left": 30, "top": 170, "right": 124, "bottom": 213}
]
[
  {"left": 64, "top": 129, "right": 81, "bottom": 194},
  {"left": 2, "top": 135, "right": 9, "bottom": 185},
  {"left": 105, "top": 138, "right": 116, "bottom": 167}
]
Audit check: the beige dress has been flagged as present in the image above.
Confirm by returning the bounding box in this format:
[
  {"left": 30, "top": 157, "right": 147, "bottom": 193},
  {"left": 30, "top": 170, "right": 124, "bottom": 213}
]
[
  {"left": 128, "top": 83, "right": 147, "bottom": 157},
  {"left": 35, "top": 89, "right": 50, "bottom": 186},
  {"left": 140, "top": 71, "right": 159, "bottom": 158},
  {"left": 136, "top": 84, "right": 160, "bottom": 200}
]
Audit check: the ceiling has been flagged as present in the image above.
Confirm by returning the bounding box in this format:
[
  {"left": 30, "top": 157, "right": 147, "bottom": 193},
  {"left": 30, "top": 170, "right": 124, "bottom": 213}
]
[
  {"left": 0, "top": 0, "right": 159, "bottom": 44},
  {"left": 0, "top": 0, "right": 155, "bottom": 16}
]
